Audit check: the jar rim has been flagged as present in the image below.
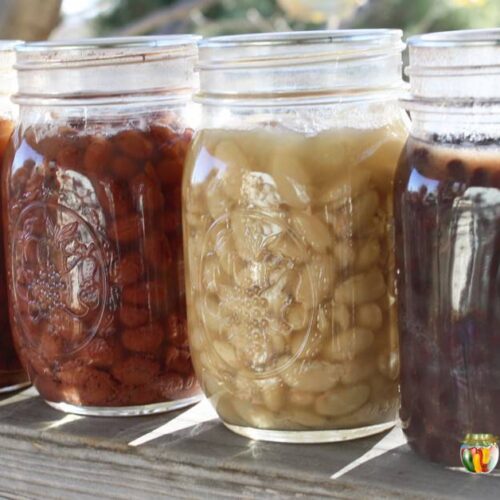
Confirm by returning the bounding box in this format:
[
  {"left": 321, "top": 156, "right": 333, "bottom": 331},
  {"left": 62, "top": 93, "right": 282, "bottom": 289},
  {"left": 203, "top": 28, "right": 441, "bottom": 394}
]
[
  {"left": 0, "top": 40, "right": 23, "bottom": 52},
  {"left": 15, "top": 35, "right": 199, "bottom": 70},
  {"left": 14, "top": 36, "right": 199, "bottom": 105},
  {"left": 197, "top": 29, "right": 404, "bottom": 104},
  {"left": 16, "top": 35, "right": 199, "bottom": 53},
  {"left": 408, "top": 28, "right": 500, "bottom": 48},
  {"left": 406, "top": 29, "right": 500, "bottom": 104},
  {"left": 200, "top": 29, "right": 403, "bottom": 48}
]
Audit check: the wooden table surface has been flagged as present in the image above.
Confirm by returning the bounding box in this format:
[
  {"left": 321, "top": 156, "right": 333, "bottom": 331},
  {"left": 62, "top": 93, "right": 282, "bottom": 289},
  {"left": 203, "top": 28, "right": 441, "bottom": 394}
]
[{"left": 0, "top": 387, "right": 498, "bottom": 499}]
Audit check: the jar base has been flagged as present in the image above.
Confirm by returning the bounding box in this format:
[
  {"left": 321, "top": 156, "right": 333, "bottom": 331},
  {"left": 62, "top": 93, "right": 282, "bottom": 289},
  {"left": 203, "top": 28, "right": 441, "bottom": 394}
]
[
  {"left": 223, "top": 420, "right": 396, "bottom": 443},
  {"left": 45, "top": 395, "right": 202, "bottom": 417},
  {"left": 0, "top": 381, "right": 31, "bottom": 395}
]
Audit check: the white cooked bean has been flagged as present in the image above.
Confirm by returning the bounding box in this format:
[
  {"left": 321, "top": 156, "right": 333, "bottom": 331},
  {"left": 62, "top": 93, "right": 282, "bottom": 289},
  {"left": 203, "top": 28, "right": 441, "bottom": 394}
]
[
  {"left": 356, "top": 303, "right": 383, "bottom": 331},
  {"left": 290, "top": 212, "right": 331, "bottom": 253},
  {"left": 319, "top": 169, "right": 372, "bottom": 209},
  {"left": 270, "top": 152, "right": 311, "bottom": 209},
  {"left": 233, "top": 373, "right": 262, "bottom": 403},
  {"left": 281, "top": 359, "right": 342, "bottom": 392},
  {"left": 355, "top": 239, "right": 381, "bottom": 271},
  {"left": 332, "top": 303, "right": 352, "bottom": 332},
  {"left": 213, "top": 231, "right": 239, "bottom": 276},
  {"left": 202, "top": 254, "right": 223, "bottom": 294},
  {"left": 185, "top": 184, "right": 207, "bottom": 216},
  {"left": 289, "top": 389, "right": 316, "bottom": 407},
  {"left": 199, "top": 293, "right": 222, "bottom": 335},
  {"left": 333, "top": 241, "right": 355, "bottom": 270},
  {"left": 377, "top": 349, "right": 400, "bottom": 381},
  {"left": 293, "top": 258, "right": 335, "bottom": 309},
  {"left": 285, "top": 302, "right": 308, "bottom": 331},
  {"left": 261, "top": 272, "right": 292, "bottom": 318},
  {"left": 187, "top": 235, "right": 204, "bottom": 289},
  {"left": 317, "top": 304, "right": 332, "bottom": 336},
  {"left": 291, "top": 329, "right": 324, "bottom": 360},
  {"left": 332, "top": 402, "right": 383, "bottom": 427},
  {"left": 325, "top": 327, "right": 374, "bottom": 362},
  {"left": 216, "top": 395, "right": 247, "bottom": 426},
  {"left": 232, "top": 399, "right": 278, "bottom": 429},
  {"left": 333, "top": 190, "right": 380, "bottom": 239},
  {"left": 370, "top": 373, "right": 398, "bottom": 403},
  {"left": 259, "top": 378, "right": 286, "bottom": 412},
  {"left": 184, "top": 209, "right": 209, "bottom": 229},
  {"left": 206, "top": 174, "right": 228, "bottom": 221},
  {"left": 334, "top": 269, "right": 387, "bottom": 305},
  {"left": 311, "top": 254, "right": 335, "bottom": 304},
  {"left": 341, "top": 358, "right": 377, "bottom": 385},
  {"left": 315, "top": 384, "right": 370, "bottom": 417},
  {"left": 215, "top": 140, "right": 249, "bottom": 200},
  {"left": 236, "top": 332, "right": 275, "bottom": 372},
  {"left": 307, "top": 129, "right": 350, "bottom": 184},
  {"left": 268, "top": 233, "right": 307, "bottom": 262},
  {"left": 231, "top": 211, "right": 283, "bottom": 261},
  {"left": 234, "top": 261, "right": 269, "bottom": 289},
  {"left": 201, "top": 371, "right": 221, "bottom": 396},
  {"left": 213, "top": 340, "right": 239, "bottom": 369},
  {"left": 289, "top": 408, "right": 329, "bottom": 428},
  {"left": 189, "top": 326, "right": 205, "bottom": 351},
  {"left": 270, "top": 333, "right": 287, "bottom": 356},
  {"left": 240, "top": 171, "right": 281, "bottom": 210}
]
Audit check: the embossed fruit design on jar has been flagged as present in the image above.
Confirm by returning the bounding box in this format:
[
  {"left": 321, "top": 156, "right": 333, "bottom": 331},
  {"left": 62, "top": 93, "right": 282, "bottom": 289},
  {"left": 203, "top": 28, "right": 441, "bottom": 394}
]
[
  {"left": 184, "top": 31, "right": 409, "bottom": 441},
  {"left": 2, "top": 37, "right": 201, "bottom": 415},
  {"left": 396, "top": 30, "right": 500, "bottom": 465},
  {"left": 0, "top": 40, "right": 29, "bottom": 394}
]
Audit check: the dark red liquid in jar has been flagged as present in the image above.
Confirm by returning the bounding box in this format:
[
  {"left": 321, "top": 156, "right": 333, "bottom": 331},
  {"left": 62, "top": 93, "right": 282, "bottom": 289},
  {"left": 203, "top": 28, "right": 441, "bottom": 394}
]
[
  {"left": 0, "top": 118, "right": 29, "bottom": 392},
  {"left": 2, "top": 116, "right": 199, "bottom": 407},
  {"left": 395, "top": 136, "right": 500, "bottom": 466}
]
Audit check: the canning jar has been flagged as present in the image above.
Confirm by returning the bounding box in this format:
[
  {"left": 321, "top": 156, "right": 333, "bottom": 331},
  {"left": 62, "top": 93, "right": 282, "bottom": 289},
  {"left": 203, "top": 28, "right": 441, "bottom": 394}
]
[
  {"left": 184, "top": 31, "right": 409, "bottom": 442},
  {"left": 2, "top": 37, "right": 201, "bottom": 416},
  {"left": 395, "top": 29, "right": 500, "bottom": 465},
  {"left": 0, "top": 40, "right": 29, "bottom": 394}
]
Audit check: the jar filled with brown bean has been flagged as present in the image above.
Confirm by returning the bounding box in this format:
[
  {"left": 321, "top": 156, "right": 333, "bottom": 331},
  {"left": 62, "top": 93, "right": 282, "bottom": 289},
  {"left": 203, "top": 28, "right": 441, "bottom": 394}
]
[
  {"left": 2, "top": 37, "right": 201, "bottom": 416},
  {"left": 0, "top": 40, "right": 30, "bottom": 394},
  {"left": 184, "top": 31, "right": 409, "bottom": 441}
]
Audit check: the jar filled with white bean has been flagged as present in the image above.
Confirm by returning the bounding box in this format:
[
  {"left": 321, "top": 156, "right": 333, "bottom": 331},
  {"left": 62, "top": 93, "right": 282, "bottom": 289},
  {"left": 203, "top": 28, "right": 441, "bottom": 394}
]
[{"left": 184, "top": 31, "right": 409, "bottom": 442}]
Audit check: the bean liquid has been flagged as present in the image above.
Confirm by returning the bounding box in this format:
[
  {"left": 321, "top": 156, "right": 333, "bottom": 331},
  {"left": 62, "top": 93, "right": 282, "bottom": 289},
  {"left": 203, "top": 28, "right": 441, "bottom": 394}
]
[{"left": 184, "top": 123, "right": 407, "bottom": 432}]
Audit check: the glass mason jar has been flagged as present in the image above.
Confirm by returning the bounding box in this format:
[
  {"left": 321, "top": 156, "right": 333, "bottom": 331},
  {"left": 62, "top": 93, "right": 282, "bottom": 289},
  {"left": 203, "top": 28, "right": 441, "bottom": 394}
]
[
  {"left": 0, "top": 40, "right": 30, "bottom": 394},
  {"left": 395, "top": 29, "right": 500, "bottom": 465},
  {"left": 2, "top": 37, "right": 202, "bottom": 416},
  {"left": 184, "top": 31, "right": 409, "bottom": 442}
]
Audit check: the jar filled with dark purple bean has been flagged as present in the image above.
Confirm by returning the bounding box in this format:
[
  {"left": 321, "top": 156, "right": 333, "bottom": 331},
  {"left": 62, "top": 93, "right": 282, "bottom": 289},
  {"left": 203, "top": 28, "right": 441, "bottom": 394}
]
[{"left": 395, "top": 29, "right": 500, "bottom": 466}]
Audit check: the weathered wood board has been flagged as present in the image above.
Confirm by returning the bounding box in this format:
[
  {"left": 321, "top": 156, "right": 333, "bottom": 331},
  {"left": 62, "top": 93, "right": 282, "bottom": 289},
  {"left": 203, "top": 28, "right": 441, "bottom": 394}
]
[{"left": 0, "top": 388, "right": 498, "bottom": 499}]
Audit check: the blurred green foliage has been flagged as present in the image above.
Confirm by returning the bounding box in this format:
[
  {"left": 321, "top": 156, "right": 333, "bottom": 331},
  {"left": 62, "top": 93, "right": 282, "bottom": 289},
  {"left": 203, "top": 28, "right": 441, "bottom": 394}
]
[
  {"left": 96, "top": 0, "right": 500, "bottom": 36},
  {"left": 350, "top": 0, "right": 500, "bottom": 36},
  {"left": 203, "top": 0, "right": 278, "bottom": 20},
  {"left": 97, "top": 0, "right": 177, "bottom": 32}
]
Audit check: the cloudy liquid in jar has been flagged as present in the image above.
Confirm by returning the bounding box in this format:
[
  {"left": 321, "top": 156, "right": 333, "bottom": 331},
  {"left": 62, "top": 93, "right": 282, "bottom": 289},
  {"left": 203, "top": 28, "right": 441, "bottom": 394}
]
[
  {"left": 184, "top": 121, "right": 407, "bottom": 433},
  {"left": 395, "top": 136, "right": 500, "bottom": 465}
]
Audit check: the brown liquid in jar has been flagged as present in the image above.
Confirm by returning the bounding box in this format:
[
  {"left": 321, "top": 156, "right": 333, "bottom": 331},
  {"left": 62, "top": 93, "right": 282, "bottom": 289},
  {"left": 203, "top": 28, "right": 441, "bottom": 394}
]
[
  {"left": 184, "top": 124, "right": 406, "bottom": 431},
  {"left": 395, "top": 135, "right": 500, "bottom": 465},
  {"left": 0, "top": 117, "right": 28, "bottom": 392},
  {"left": 2, "top": 116, "right": 199, "bottom": 407}
]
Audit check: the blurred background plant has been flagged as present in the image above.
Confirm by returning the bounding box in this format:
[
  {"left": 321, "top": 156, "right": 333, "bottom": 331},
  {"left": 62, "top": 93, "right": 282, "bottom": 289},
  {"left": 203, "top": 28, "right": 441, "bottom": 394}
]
[{"left": 0, "top": 0, "right": 497, "bottom": 41}]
